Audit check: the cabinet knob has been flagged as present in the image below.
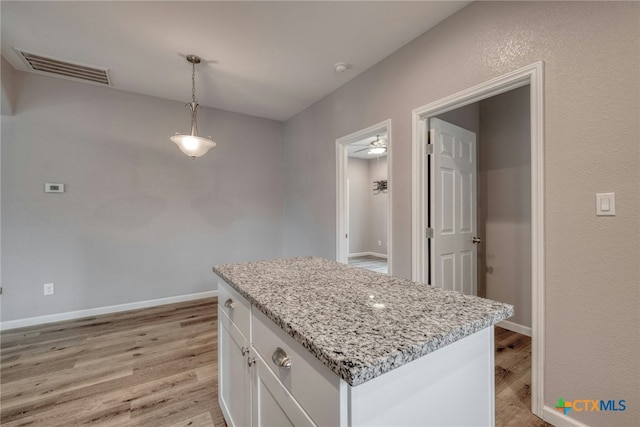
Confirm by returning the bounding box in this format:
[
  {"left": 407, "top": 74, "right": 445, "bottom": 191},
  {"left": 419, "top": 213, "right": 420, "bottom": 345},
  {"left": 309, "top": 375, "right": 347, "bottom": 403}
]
[
  {"left": 272, "top": 347, "right": 291, "bottom": 369},
  {"left": 224, "top": 299, "right": 235, "bottom": 309},
  {"left": 247, "top": 357, "right": 256, "bottom": 367},
  {"left": 241, "top": 346, "right": 250, "bottom": 356}
]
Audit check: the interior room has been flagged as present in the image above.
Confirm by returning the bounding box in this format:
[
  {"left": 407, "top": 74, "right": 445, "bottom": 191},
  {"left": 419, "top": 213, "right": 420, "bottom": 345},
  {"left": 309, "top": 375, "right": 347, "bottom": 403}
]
[
  {"left": 346, "top": 150, "right": 389, "bottom": 274},
  {"left": 345, "top": 133, "right": 389, "bottom": 274},
  {"left": 1, "top": 2, "right": 638, "bottom": 427},
  {"left": 434, "top": 85, "right": 532, "bottom": 335}
]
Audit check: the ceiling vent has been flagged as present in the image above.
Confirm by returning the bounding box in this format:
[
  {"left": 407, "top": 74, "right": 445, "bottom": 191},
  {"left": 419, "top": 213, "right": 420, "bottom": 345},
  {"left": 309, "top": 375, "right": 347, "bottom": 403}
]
[{"left": 14, "top": 48, "right": 111, "bottom": 86}]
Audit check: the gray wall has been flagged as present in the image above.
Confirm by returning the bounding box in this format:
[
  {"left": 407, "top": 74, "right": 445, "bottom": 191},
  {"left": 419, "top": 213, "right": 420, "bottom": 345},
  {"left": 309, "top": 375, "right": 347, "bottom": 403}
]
[
  {"left": 1, "top": 56, "right": 15, "bottom": 115},
  {"left": 435, "top": 102, "right": 479, "bottom": 136},
  {"left": 1, "top": 70, "right": 284, "bottom": 322},
  {"left": 348, "top": 157, "right": 369, "bottom": 254},
  {"left": 283, "top": 2, "right": 639, "bottom": 425},
  {"left": 480, "top": 86, "right": 531, "bottom": 329},
  {"left": 367, "top": 156, "right": 388, "bottom": 255}
]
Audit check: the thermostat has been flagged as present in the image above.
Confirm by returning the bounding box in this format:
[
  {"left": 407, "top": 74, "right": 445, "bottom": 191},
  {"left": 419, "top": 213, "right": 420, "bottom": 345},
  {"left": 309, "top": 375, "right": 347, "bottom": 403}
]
[{"left": 45, "top": 183, "right": 65, "bottom": 193}]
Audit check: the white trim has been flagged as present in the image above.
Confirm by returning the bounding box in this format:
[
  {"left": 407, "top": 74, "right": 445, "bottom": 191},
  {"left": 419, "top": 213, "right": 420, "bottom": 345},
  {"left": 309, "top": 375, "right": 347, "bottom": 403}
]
[
  {"left": 0, "top": 290, "right": 217, "bottom": 330},
  {"left": 349, "top": 252, "right": 388, "bottom": 259},
  {"left": 411, "top": 62, "right": 545, "bottom": 420},
  {"left": 497, "top": 320, "right": 532, "bottom": 337},
  {"left": 541, "top": 406, "right": 590, "bottom": 427},
  {"left": 336, "top": 119, "right": 392, "bottom": 276}
]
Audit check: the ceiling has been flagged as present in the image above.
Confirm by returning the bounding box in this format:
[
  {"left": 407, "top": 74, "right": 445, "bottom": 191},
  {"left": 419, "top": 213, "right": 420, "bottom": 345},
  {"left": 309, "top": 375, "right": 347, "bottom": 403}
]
[{"left": 1, "top": 1, "right": 470, "bottom": 122}]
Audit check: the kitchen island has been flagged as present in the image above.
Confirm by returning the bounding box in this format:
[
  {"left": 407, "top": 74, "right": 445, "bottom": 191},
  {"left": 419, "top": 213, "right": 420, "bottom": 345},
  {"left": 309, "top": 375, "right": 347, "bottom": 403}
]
[{"left": 213, "top": 256, "right": 513, "bottom": 427}]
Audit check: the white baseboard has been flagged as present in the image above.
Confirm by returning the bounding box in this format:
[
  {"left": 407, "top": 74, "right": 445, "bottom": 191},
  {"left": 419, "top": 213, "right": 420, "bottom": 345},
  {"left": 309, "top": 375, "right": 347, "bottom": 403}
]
[
  {"left": 0, "top": 291, "right": 217, "bottom": 331},
  {"left": 497, "top": 320, "right": 532, "bottom": 337},
  {"left": 349, "top": 251, "right": 388, "bottom": 259},
  {"left": 541, "top": 405, "right": 589, "bottom": 427}
]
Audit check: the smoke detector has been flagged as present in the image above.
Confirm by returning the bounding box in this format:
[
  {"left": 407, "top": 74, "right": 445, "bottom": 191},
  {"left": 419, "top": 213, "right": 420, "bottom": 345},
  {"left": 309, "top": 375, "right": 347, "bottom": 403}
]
[{"left": 334, "top": 62, "right": 352, "bottom": 73}]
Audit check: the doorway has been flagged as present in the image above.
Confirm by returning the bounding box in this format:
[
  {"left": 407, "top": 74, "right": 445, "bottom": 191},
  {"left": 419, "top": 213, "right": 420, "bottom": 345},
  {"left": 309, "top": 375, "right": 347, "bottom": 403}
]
[
  {"left": 411, "top": 62, "right": 544, "bottom": 418},
  {"left": 336, "top": 120, "right": 392, "bottom": 275}
]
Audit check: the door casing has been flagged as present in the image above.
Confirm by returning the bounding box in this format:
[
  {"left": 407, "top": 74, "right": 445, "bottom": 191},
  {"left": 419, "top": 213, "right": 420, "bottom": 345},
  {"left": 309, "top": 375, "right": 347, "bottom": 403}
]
[{"left": 411, "top": 62, "right": 545, "bottom": 419}]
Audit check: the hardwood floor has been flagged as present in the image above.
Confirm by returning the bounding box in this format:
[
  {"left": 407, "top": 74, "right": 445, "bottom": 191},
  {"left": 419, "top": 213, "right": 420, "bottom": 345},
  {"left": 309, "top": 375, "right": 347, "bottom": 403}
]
[
  {"left": 2, "top": 300, "right": 550, "bottom": 426},
  {"left": 1, "top": 298, "right": 224, "bottom": 427},
  {"left": 494, "top": 326, "right": 553, "bottom": 427}
]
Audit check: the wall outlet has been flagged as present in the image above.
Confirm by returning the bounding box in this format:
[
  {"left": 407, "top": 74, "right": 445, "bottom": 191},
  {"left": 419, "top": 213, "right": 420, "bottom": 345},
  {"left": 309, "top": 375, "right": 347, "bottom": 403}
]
[
  {"left": 44, "top": 283, "right": 54, "bottom": 295},
  {"left": 378, "top": 240, "right": 382, "bottom": 246}
]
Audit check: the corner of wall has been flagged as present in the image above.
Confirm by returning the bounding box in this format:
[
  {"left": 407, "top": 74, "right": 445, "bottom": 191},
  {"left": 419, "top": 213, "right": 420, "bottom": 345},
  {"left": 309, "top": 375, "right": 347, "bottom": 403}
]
[{"left": 1, "top": 56, "right": 17, "bottom": 116}]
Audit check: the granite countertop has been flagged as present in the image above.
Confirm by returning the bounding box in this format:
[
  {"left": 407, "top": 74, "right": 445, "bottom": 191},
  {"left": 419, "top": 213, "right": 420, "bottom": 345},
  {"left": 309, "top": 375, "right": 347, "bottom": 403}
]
[{"left": 213, "top": 256, "right": 513, "bottom": 387}]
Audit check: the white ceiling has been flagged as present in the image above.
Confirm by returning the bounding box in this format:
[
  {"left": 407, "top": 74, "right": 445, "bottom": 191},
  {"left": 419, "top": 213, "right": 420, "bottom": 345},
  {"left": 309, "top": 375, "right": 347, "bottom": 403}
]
[{"left": 1, "top": 1, "right": 470, "bottom": 122}]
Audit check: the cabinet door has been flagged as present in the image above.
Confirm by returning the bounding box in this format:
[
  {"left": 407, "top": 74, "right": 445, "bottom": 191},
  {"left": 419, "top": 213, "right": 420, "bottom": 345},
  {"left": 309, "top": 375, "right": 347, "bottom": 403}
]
[
  {"left": 219, "top": 310, "right": 251, "bottom": 427},
  {"left": 251, "top": 351, "right": 316, "bottom": 427}
]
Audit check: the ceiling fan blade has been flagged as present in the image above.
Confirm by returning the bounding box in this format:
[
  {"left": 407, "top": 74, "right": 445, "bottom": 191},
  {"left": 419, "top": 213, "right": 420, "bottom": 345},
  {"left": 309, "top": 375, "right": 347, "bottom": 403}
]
[{"left": 354, "top": 147, "right": 370, "bottom": 153}]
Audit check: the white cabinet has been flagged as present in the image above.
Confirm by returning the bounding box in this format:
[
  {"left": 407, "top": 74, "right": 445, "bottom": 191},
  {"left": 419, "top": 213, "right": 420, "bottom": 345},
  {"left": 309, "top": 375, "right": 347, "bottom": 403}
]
[
  {"left": 251, "top": 308, "right": 342, "bottom": 427},
  {"left": 218, "top": 279, "right": 495, "bottom": 427},
  {"left": 218, "top": 280, "right": 320, "bottom": 427},
  {"left": 251, "top": 351, "right": 315, "bottom": 427},
  {"left": 218, "top": 308, "right": 252, "bottom": 427}
]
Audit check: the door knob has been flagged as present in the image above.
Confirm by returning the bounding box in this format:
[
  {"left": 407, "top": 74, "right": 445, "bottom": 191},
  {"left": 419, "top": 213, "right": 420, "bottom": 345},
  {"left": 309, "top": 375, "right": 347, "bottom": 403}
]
[{"left": 472, "top": 236, "right": 482, "bottom": 244}]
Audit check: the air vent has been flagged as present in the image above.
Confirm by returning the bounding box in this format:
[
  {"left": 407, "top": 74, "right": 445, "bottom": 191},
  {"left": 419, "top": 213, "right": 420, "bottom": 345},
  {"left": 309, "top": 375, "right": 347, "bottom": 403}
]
[{"left": 14, "top": 48, "right": 111, "bottom": 86}]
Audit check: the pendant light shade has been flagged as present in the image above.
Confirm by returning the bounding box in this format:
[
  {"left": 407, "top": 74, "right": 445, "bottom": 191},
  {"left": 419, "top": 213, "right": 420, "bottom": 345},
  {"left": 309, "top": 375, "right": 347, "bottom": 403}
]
[
  {"left": 171, "top": 55, "right": 216, "bottom": 159},
  {"left": 368, "top": 146, "right": 387, "bottom": 155}
]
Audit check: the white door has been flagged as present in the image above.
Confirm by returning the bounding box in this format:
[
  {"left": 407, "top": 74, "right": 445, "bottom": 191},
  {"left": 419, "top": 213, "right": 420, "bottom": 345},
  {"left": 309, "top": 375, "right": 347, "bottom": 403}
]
[{"left": 429, "top": 118, "right": 478, "bottom": 295}]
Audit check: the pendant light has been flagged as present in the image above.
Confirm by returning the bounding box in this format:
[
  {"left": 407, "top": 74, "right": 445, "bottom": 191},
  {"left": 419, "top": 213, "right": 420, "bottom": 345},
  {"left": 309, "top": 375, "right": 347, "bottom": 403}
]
[{"left": 170, "top": 55, "right": 216, "bottom": 158}]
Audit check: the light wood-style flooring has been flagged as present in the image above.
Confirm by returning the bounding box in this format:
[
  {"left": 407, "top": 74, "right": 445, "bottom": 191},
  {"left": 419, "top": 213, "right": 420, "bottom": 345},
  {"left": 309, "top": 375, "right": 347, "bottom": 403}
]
[
  {"left": 2, "top": 299, "right": 551, "bottom": 426},
  {"left": 348, "top": 255, "right": 388, "bottom": 274},
  {"left": 495, "top": 326, "right": 552, "bottom": 427},
  {"left": 1, "top": 298, "right": 224, "bottom": 427}
]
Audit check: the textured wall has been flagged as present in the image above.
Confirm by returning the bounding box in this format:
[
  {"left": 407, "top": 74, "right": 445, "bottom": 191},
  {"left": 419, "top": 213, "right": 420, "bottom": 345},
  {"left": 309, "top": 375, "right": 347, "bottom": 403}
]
[
  {"left": 283, "top": 2, "right": 639, "bottom": 424},
  {"left": 1, "top": 71, "right": 285, "bottom": 322}
]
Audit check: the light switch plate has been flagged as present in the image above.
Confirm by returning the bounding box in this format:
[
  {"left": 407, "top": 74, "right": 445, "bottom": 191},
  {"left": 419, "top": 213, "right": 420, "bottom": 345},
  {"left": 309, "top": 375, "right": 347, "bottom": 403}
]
[{"left": 596, "top": 192, "right": 615, "bottom": 216}]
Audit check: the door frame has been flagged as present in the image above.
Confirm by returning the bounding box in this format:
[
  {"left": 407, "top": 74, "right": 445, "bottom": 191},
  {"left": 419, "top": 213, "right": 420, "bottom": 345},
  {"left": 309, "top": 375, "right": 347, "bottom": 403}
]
[
  {"left": 336, "top": 119, "right": 392, "bottom": 274},
  {"left": 411, "top": 62, "right": 545, "bottom": 417}
]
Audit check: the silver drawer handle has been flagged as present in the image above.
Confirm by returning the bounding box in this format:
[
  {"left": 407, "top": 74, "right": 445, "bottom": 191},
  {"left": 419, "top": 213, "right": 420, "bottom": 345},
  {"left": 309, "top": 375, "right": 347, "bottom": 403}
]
[
  {"left": 241, "top": 346, "right": 250, "bottom": 356},
  {"left": 224, "top": 299, "right": 235, "bottom": 309},
  {"left": 272, "top": 347, "right": 291, "bottom": 369}
]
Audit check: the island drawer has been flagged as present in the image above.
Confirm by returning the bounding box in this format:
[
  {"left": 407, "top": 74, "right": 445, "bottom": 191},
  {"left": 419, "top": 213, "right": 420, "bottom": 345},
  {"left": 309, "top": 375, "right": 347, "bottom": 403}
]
[
  {"left": 218, "top": 280, "right": 251, "bottom": 338},
  {"left": 251, "top": 308, "right": 342, "bottom": 427}
]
